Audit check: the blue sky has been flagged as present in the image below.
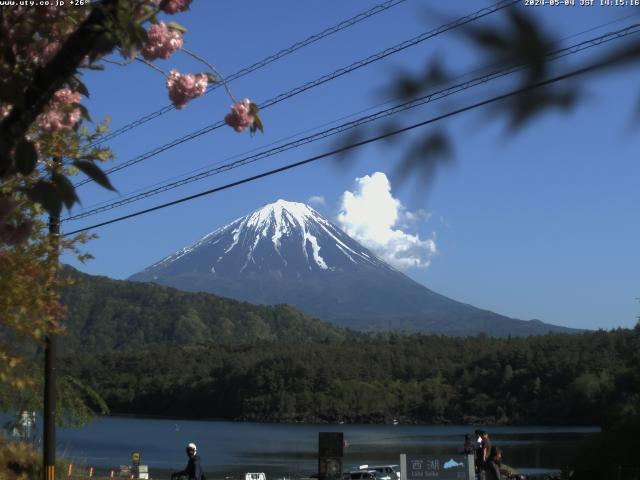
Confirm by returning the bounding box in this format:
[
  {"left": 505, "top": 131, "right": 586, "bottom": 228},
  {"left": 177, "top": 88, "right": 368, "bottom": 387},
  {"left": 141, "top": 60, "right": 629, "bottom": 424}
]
[{"left": 62, "top": 0, "right": 640, "bottom": 331}]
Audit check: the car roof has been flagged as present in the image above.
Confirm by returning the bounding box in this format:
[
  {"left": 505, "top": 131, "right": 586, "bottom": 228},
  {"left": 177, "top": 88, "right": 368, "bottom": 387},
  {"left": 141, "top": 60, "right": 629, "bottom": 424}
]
[{"left": 366, "top": 466, "right": 399, "bottom": 468}]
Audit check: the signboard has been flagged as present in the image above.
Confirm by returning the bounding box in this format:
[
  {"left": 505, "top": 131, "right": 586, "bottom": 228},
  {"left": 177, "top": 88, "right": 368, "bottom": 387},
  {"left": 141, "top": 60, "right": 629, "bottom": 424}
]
[
  {"left": 131, "top": 452, "right": 140, "bottom": 467},
  {"left": 319, "top": 432, "right": 344, "bottom": 457},
  {"left": 319, "top": 432, "right": 344, "bottom": 480},
  {"left": 400, "top": 454, "right": 474, "bottom": 480}
]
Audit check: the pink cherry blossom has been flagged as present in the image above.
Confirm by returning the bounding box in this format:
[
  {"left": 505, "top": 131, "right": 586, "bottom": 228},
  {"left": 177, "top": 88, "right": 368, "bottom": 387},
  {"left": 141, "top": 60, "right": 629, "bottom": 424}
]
[
  {"left": 36, "top": 111, "right": 66, "bottom": 132},
  {"left": 0, "top": 104, "right": 12, "bottom": 120},
  {"left": 53, "top": 88, "right": 82, "bottom": 105},
  {"left": 152, "top": 0, "right": 192, "bottom": 14},
  {"left": 28, "top": 39, "right": 63, "bottom": 66},
  {"left": 40, "top": 40, "right": 62, "bottom": 64},
  {"left": 141, "top": 22, "right": 184, "bottom": 61},
  {"left": 224, "top": 98, "right": 255, "bottom": 132},
  {"left": 166, "top": 69, "right": 208, "bottom": 109},
  {"left": 35, "top": 88, "right": 82, "bottom": 132}
]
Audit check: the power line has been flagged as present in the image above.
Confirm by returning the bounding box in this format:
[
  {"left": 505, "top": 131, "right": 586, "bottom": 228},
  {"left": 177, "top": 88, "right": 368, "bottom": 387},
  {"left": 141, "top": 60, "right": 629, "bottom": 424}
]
[
  {"left": 72, "top": 13, "right": 640, "bottom": 216},
  {"left": 87, "top": 0, "right": 408, "bottom": 149},
  {"left": 63, "top": 23, "right": 640, "bottom": 223},
  {"left": 62, "top": 56, "right": 624, "bottom": 237},
  {"left": 74, "top": 0, "right": 518, "bottom": 188}
]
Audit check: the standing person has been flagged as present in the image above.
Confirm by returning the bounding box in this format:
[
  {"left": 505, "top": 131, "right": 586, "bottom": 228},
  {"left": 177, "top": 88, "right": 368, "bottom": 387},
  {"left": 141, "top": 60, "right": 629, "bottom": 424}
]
[
  {"left": 171, "top": 442, "right": 206, "bottom": 480},
  {"left": 480, "top": 431, "right": 492, "bottom": 467},
  {"left": 485, "top": 446, "right": 502, "bottom": 480},
  {"left": 474, "top": 430, "right": 486, "bottom": 472}
]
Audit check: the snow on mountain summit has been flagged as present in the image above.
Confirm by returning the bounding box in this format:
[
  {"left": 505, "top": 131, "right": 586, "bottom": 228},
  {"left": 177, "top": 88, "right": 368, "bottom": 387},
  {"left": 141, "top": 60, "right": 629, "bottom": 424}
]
[
  {"left": 141, "top": 199, "right": 387, "bottom": 279},
  {"left": 130, "top": 199, "right": 573, "bottom": 336}
]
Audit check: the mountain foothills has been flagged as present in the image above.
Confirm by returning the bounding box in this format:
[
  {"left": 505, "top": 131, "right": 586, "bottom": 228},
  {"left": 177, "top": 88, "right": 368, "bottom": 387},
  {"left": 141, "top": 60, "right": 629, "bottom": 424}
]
[
  {"left": 129, "top": 200, "right": 573, "bottom": 336},
  {"left": 59, "top": 266, "right": 352, "bottom": 354},
  {"left": 55, "top": 201, "right": 640, "bottom": 437}
]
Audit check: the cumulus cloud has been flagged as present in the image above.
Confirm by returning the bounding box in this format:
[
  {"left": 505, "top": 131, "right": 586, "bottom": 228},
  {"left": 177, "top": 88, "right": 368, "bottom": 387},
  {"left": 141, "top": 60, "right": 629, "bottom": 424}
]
[
  {"left": 399, "top": 208, "right": 431, "bottom": 228},
  {"left": 336, "top": 172, "right": 437, "bottom": 269},
  {"left": 308, "top": 195, "right": 326, "bottom": 207}
]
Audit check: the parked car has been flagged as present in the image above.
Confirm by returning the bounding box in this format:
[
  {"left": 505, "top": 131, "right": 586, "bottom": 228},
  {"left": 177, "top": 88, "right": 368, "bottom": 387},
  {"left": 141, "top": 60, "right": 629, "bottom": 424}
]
[
  {"left": 246, "top": 473, "right": 267, "bottom": 480},
  {"left": 344, "top": 470, "right": 387, "bottom": 480},
  {"left": 358, "top": 465, "right": 400, "bottom": 480}
]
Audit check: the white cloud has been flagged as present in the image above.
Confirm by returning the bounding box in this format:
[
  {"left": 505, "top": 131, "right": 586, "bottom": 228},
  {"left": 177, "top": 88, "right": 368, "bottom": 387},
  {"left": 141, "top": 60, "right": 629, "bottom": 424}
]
[
  {"left": 308, "top": 195, "right": 326, "bottom": 207},
  {"left": 399, "top": 208, "right": 432, "bottom": 228},
  {"left": 336, "top": 172, "right": 437, "bottom": 269}
]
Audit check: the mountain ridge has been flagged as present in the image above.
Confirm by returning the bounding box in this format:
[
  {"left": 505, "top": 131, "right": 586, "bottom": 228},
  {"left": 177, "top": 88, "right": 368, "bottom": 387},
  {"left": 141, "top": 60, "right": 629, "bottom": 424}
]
[
  {"left": 130, "top": 199, "right": 577, "bottom": 336},
  {"left": 59, "top": 265, "right": 354, "bottom": 353}
]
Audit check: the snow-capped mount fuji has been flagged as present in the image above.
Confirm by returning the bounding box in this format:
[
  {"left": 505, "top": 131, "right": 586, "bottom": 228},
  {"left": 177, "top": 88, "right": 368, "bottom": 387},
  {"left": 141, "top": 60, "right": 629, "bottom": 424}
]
[
  {"left": 130, "top": 200, "right": 574, "bottom": 336},
  {"left": 147, "top": 199, "right": 390, "bottom": 278}
]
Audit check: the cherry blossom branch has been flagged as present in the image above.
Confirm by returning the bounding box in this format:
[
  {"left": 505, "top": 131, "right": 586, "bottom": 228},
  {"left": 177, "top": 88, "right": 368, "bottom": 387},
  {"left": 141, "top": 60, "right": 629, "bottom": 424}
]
[
  {"left": 100, "top": 57, "right": 131, "bottom": 67},
  {"left": 180, "top": 47, "right": 237, "bottom": 103},
  {"left": 0, "top": 0, "right": 120, "bottom": 178},
  {"left": 134, "top": 56, "right": 169, "bottom": 78}
]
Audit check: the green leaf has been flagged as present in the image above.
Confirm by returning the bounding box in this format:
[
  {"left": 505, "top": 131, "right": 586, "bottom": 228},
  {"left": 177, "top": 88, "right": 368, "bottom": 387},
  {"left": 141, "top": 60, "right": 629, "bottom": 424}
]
[
  {"left": 205, "top": 73, "right": 218, "bottom": 84},
  {"left": 252, "top": 112, "right": 264, "bottom": 133},
  {"left": 249, "top": 102, "right": 260, "bottom": 115},
  {"left": 71, "top": 76, "right": 90, "bottom": 98},
  {"left": 14, "top": 139, "right": 38, "bottom": 175},
  {"left": 25, "top": 180, "right": 62, "bottom": 217},
  {"left": 167, "top": 21, "right": 188, "bottom": 33},
  {"left": 52, "top": 173, "right": 80, "bottom": 210},
  {"left": 77, "top": 104, "right": 92, "bottom": 123},
  {"left": 89, "top": 33, "right": 118, "bottom": 63},
  {"left": 72, "top": 160, "right": 116, "bottom": 191},
  {"left": 83, "top": 63, "right": 106, "bottom": 71}
]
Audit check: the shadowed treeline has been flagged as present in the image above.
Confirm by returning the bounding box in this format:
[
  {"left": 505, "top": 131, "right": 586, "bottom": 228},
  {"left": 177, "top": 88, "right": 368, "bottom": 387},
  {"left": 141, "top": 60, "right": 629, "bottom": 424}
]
[{"left": 58, "top": 326, "right": 640, "bottom": 430}]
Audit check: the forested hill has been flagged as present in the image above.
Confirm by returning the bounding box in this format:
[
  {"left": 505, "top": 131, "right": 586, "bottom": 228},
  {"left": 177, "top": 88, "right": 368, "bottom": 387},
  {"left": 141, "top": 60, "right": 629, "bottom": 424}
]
[
  {"left": 59, "top": 266, "right": 354, "bottom": 353},
  {"left": 60, "top": 327, "right": 640, "bottom": 428}
]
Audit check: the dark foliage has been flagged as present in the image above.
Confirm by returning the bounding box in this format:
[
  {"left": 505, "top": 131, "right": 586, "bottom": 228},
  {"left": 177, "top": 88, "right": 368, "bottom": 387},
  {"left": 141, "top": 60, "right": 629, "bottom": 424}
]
[{"left": 59, "top": 327, "right": 640, "bottom": 429}]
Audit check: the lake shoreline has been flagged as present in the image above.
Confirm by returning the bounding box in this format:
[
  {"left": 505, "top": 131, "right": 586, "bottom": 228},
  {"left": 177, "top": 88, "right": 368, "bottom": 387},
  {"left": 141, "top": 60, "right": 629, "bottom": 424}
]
[
  {"left": 99, "top": 412, "right": 602, "bottom": 430},
  {"left": 51, "top": 417, "right": 600, "bottom": 478}
]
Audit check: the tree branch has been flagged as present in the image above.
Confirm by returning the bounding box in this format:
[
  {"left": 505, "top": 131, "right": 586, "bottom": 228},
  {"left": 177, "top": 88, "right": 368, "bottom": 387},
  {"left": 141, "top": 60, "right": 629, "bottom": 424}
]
[{"left": 0, "top": 0, "right": 119, "bottom": 179}]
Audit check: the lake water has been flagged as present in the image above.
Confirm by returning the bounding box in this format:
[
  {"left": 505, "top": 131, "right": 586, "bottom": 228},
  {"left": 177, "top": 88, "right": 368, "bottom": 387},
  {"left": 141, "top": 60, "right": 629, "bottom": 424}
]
[{"left": 43, "top": 417, "right": 599, "bottom": 478}]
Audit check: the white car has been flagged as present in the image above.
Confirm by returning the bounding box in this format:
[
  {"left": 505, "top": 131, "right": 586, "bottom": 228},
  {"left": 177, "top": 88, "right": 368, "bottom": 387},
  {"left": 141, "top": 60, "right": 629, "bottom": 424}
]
[
  {"left": 358, "top": 465, "right": 400, "bottom": 480},
  {"left": 344, "top": 470, "right": 386, "bottom": 480}
]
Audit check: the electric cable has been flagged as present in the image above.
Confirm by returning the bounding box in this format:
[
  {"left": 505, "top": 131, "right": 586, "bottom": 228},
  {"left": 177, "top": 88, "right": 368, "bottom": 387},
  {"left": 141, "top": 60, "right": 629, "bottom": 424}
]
[
  {"left": 87, "top": 0, "right": 409, "bottom": 149},
  {"left": 63, "top": 23, "right": 640, "bottom": 222},
  {"left": 73, "top": 0, "right": 518, "bottom": 188},
  {"left": 62, "top": 55, "right": 631, "bottom": 237},
  {"left": 73, "top": 11, "right": 640, "bottom": 215}
]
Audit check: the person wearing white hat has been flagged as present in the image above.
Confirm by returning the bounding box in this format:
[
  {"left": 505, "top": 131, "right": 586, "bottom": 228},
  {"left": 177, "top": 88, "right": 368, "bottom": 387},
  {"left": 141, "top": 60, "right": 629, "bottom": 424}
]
[{"left": 171, "top": 442, "right": 206, "bottom": 480}]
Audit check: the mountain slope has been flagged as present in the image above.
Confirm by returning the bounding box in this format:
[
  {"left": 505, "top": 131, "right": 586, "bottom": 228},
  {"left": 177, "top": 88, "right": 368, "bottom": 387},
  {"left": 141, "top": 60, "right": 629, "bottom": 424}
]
[
  {"left": 130, "top": 200, "right": 576, "bottom": 336},
  {"left": 59, "top": 266, "right": 352, "bottom": 353}
]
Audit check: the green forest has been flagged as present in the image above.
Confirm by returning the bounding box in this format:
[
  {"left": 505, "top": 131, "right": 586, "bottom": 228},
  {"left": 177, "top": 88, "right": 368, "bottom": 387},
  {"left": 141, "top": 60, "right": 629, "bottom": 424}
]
[
  {"left": 2, "top": 268, "right": 639, "bottom": 479},
  {"left": 54, "top": 267, "right": 640, "bottom": 430},
  {"left": 58, "top": 266, "right": 353, "bottom": 353},
  {"left": 60, "top": 328, "right": 640, "bottom": 429}
]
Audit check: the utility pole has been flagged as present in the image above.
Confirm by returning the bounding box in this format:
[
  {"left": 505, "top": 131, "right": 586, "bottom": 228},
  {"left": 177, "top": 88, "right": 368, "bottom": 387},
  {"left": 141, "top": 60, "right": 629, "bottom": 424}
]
[{"left": 43, "top": 156, "right": 61, "bottom": 480}]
